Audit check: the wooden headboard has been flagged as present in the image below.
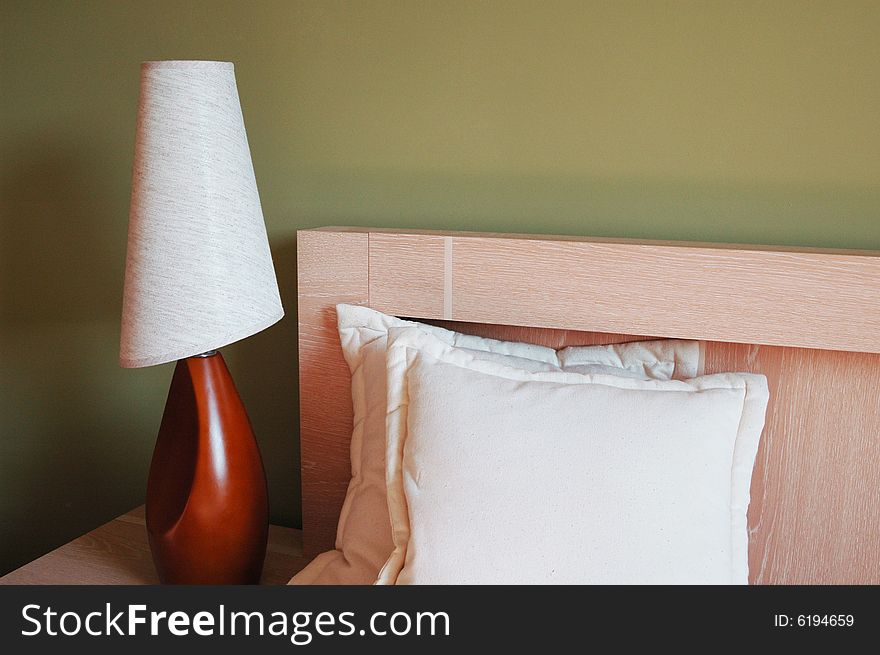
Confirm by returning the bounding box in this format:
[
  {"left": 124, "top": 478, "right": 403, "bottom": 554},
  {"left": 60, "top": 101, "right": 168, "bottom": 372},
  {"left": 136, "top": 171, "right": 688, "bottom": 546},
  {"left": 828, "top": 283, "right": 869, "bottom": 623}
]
[{"left": 296, "top": 226, "right": 880, "bottom": 584}]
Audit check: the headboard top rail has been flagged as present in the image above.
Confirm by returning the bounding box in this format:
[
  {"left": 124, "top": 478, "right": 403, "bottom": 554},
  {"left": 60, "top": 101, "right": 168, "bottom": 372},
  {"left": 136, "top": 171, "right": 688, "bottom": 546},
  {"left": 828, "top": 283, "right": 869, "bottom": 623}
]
[
  {"left": 301, "top": 227, "right": 879, "bottom": 354},
  {"left": 310, "top": 226, "right": 880, "bottom": 258}
]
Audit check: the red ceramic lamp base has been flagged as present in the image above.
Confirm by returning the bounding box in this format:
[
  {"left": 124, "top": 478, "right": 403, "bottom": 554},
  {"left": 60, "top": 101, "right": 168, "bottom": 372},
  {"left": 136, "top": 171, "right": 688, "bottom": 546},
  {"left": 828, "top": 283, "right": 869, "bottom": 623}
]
[{"left": 146, "top": 351, "right": 268, "bottom": 584}]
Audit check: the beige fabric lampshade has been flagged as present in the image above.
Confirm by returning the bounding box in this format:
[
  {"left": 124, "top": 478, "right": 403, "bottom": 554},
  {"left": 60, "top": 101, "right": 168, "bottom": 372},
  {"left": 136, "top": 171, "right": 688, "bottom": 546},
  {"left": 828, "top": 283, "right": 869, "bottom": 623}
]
[{"left": 120, "top": 61, "right": 283, "bottom": 368}]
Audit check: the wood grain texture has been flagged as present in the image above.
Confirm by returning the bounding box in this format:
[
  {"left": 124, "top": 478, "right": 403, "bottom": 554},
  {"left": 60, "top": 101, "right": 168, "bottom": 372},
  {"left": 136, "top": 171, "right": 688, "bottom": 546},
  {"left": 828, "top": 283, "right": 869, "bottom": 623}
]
[
  {"left": 297, "top": 230, "right": 369, "bottom": 557},
  {"left": 297, "top": 227, "right": 880, "bottom": 583},
  {"left": 313, "top": 225, "right": 880, "bottom": 256},
  {"left": 0, "top": 506, "right": 306, "bottom": 585},
  {"left": 366, "top": 229, "right": 880, "bottom": 353},
  {"left": 703, "top": 344, "right": 880, "bottom": 584},
  {"left": 369, "top": 233, "right": 448, "bottom": 319}
]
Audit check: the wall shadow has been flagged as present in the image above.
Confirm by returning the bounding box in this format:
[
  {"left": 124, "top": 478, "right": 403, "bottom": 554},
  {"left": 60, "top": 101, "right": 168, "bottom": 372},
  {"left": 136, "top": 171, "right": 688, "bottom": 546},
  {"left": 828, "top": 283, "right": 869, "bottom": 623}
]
[
  {"left": 0, "top": 136, "right": 162, "bottom": 574},
  {"left": 224, "top": 236, "right": 301, "bottom": 529}
]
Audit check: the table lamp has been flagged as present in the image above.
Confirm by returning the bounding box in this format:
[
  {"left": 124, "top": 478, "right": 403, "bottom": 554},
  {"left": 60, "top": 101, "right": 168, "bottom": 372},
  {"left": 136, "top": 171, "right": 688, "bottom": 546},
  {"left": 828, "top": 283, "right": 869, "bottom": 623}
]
[{"left": 120, "top": 61, "right": 283, "bottom": 584}]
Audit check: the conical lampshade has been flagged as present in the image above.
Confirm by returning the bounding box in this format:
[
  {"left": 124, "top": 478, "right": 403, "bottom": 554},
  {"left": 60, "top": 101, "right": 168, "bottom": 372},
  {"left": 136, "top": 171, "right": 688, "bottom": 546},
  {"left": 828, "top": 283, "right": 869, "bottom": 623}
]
[{"left": 120, "top": 61, "right": 283, "bottom": 368}]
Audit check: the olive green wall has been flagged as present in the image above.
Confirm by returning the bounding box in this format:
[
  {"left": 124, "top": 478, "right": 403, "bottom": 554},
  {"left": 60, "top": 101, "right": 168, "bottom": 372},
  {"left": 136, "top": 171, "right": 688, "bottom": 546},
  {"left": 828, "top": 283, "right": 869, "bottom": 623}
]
[{"left": 1, "top": 1, "right": 878, "bottom": 574}]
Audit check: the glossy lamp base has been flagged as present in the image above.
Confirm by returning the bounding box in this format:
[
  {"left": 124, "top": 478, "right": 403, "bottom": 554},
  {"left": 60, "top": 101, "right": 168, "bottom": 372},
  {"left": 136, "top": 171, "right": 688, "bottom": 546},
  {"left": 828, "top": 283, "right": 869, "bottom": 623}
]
[{"left": 146, "top": 352, "right": 268, "bottom": 584}]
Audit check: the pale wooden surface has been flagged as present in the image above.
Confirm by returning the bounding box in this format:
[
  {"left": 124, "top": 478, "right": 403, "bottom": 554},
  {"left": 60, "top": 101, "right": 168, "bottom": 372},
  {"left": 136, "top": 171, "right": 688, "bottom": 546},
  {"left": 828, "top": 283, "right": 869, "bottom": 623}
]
[
  {"left": 704, "top": 344, "right": 880, "bottom": 584},
  {"left": 370, "top": 233, "right": 448, "bottom": 319},
  {"left": 297, "top": 229, "right": 369, "bottom": 557},
  {"left": 314, "top": 225, "right": 880, "bottom": 256},
  {"left": 296, "top": 227, "right": 880, "bottom": 584},
  {"left": 0, "top": 506, "right": 307, "bottom": 585},
  {"left": 367, "top": 230, "right": 880, "bottom": 354}
]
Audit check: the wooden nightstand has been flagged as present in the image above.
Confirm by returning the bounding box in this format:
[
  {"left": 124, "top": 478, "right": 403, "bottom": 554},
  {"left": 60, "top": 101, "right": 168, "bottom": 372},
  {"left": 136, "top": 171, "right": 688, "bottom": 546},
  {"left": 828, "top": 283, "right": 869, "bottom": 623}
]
[{"left": 0, "top": 506, "right": 308, "bottom": 585}]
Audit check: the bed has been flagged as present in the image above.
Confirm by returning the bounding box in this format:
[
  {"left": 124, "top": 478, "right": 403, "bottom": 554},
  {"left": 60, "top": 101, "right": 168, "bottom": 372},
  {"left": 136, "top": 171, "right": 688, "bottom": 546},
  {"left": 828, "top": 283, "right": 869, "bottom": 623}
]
[{"left": 295, "top": 226, "right": 880, "bottom": 584}]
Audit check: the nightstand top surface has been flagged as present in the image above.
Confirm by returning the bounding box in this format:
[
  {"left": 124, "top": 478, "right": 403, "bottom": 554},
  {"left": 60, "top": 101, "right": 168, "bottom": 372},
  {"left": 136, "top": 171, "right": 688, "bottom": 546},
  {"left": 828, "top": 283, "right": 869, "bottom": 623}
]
[{"left": 0, "top": 506, "right": 305, "bottom": 585}]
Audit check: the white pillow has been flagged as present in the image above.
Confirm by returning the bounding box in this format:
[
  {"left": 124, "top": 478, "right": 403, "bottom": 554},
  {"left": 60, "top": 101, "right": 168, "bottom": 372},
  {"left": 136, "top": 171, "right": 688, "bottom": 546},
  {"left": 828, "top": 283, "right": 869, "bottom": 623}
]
[
  {"left": 378, "top": 327, "right": 769, "bottom": 585},
  {"left": 558, "top": 340, "right": 704, "bottom": 379},
  {"left": 292, "top": 304, "right": 702, "bottom": 585}
]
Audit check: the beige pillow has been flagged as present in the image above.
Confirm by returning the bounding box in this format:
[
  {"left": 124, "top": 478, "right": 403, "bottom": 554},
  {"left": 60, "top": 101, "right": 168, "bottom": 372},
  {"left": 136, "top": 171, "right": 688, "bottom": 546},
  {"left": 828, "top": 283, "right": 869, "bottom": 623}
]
[
  {"left": 292, "top": 305, "right": 703, "bottom": 585},
  {"left": 378, "top": 327, "right": 769, "bottom": 585}
]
